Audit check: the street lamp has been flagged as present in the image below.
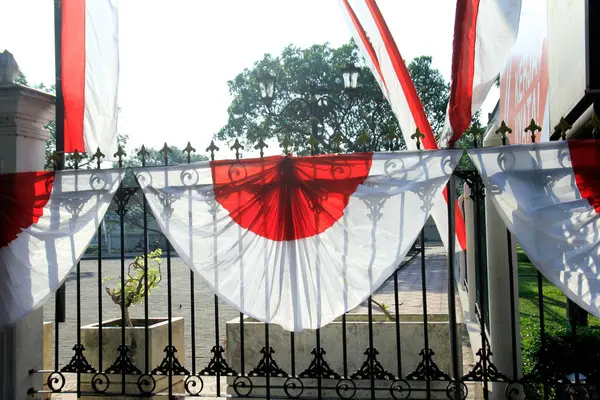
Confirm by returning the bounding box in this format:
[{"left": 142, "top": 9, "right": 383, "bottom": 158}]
[
  {"left": 257, "top": 64, "right": 361, "bottom": 153},
  {"left": 341, "top": 64, "right": 360, "bottom": 91}
]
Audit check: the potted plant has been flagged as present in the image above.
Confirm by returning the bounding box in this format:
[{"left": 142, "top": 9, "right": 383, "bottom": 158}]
[{"left": 80, "top": 249, "right": 186, "bottom": 398}]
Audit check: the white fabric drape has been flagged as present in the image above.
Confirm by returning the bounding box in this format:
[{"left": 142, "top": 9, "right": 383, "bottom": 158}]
[
  {"left": 468, "top": 141, "right": 600, "bottom": 318},
  {"left": 136, "top": 151, "right": 461, "bottom": 331},
  {"left": 0, "top": 169, "right": 124, "bottom": 327}
]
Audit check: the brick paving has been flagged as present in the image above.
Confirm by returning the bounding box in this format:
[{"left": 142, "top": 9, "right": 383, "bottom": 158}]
[{"left": 42, "top": 245, "right": 481, "bottom": 399}]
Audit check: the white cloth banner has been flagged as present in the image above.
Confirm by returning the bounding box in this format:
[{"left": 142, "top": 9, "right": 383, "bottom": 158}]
[
  {"left": 468, "top": 140, "right": 600, "bottom": 318},
  {"left": 136, "top": 151, "right": 461, "bottom": 331},
  {"left": 0, "top": 169, "right": 123, "bottom": 327}
]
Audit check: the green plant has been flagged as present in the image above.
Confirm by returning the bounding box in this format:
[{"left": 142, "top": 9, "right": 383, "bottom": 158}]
[{"left": 104, "top": 249, "right": 162, "bottom": 327}]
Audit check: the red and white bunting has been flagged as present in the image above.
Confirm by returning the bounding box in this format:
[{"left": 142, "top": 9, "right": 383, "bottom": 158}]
[
  {"left": 136, "top": 151, "right": 462, "bottom": 331},
  {"left": 439, "top": 0, "right": 522, "bottom": 148},
  {"left": 0, "top": 169, "right": 123, "bottom": 327},
  {"left": 61, "top": 0, "right": 119, "bottom": 157},
  {"left": 468, "top": 140, "right": 600, "bottom": 318},
  {"left": 339, "top": 0, "right": 467, "bottom": 252}
]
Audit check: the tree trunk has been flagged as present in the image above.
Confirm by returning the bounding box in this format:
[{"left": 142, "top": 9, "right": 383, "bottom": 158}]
[{"left": 122, "top": 305, "right": 133, "bottom": 327}]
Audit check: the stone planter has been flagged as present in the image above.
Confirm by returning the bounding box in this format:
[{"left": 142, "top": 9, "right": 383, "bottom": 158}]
[
  {"left": 80, "top": 317, "right": 185, "bottom": 399},
  {"left": 226, "top": 314, "right": 462, "bottom": 399}
]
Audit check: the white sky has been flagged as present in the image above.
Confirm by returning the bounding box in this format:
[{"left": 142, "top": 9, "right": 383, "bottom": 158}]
[{"left": 1, "top": 0, "right": 498, "bottom": 159}]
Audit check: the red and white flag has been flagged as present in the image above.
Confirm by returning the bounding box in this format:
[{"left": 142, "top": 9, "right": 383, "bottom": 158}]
[
  {"left": 136, "top": 151, "right": 462, "bottom": 331},
  {"left": 0, "top": 169, "right": 123, "bottom": 327},
  {"left": 468, "top": 140, "right": 600, "bottom": 318},
  {"left": 438, "top": 0, "right": 522, "bottom": 148},
  {"left": 61, "top": 0, "right": 119, "bottom": 157},
  {"left": 339, "top": 0, "right": 467, "bottom": 252}
]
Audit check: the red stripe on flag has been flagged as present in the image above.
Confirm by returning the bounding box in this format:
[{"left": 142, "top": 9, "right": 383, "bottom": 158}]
[
  {"left": 62, "top": 0, "right": 86, "bottom": 153},
  {"left": 569, "top": 140, "right": 600, "bottom": 214},
  {"left": 364, "top": 0, "right": 437, "bottom": 150},
  {"left": 0, "top": 171, "right": 55, "bottom": 248},
  {"left": 341, "top": 0, "right": 389, "bottom": 93},
  {"left": 448, "top": 0, "right": 481, "bottom": 147}
]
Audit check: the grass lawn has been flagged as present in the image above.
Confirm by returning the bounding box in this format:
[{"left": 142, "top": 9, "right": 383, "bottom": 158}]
[{"left": 518, "top": 248, "right": 600, "bottom": 375}]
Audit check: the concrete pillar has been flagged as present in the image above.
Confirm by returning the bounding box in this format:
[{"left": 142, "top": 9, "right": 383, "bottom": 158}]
[
  {"left": 482, "top": 133, "right": 522, "bottom": 398},
  {"left": 463, "top": 183, "right": 478, "bottom": 319},
  {"left": 0, "top": 51, "right": 55, "bottom": 399}
]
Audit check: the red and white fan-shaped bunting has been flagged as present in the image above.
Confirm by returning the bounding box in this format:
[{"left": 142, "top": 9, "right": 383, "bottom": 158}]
[
  {"left": 0, "top": 169, "right": 123, "bottom": 327},
  {"left": 136, "top": 151, "right": 461, "bottom": 331},
  {"left": 468, "top": 140, "right": 600, "bottom": 318}
]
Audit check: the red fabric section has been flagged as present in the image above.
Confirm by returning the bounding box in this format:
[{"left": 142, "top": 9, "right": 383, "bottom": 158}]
[
  {"left": 62, "top": 0, "right": 86, "bottom": 153},
  {"left": 448, "top": 0, "right": 481, "bottom": 147},
  {"left": 0, "top": 171, "right": 55, "bottom": 248},
  {"left": 211, "top": 154, "right": 373, "bottom": 241},
  {"left": 342, "top": 0, "right": 389, "bottom": 92},
  {"left": 569, "top": 140, "right": 600, "bottom": 214},
  {"left": 364, "top": 0, "right": 437, "bottom": 150}
]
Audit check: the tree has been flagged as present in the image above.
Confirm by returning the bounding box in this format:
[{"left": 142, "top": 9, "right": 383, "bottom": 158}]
[{"left": 217, "top": 41, "right": 450, "bottom": 154}]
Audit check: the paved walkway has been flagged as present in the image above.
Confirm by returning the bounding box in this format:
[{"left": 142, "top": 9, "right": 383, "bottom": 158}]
[{"left": 43, "top": 246, "right": 481, "bottom": 399}]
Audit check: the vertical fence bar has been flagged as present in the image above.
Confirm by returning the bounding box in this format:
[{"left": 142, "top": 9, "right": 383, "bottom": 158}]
[
  {"left": 184, "top": 146, "right": 197, "bottom": 376},
  {"left": 290, "top": 332, "right": 295, "bottom": 377},
  {"left": 214, "top": 295, "right": 220, "bottom": 396},
  {"left": 368, "top": 296, "right": 375, "bottom": 400},
  {"left": 394, "top": 271, "right": 402, "bottom": 377},
  {"left": 76, "top": 261, "right": 81, "bottom": 397},
  {"left": 163, "top": 148, "right": 174, "bottom": 398},
  {"left": 97, "top": 225, "right": 103, "bottom": 372},
  {"left": 141, "top": 153, "right": 150, "bottom": 376},
  {"left": 420, "top": 229, "right": 431, "bottom": 397},
  {"left": 473, "top": 177, "right": 489, "bottom": 400},
  {"left": 446, "top": 176, "right": 461, "bottom": 399},
  {"left": 119, "top": 172, "right": 126, "bottom": 394},
  {"left": 316, "top": 328, "right": 322, "bottom": 400}
]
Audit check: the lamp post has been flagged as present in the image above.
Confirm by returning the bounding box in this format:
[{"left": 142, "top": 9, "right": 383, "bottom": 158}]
[{"left": 257, "top": 64, "right": 360, "bottom": 153}]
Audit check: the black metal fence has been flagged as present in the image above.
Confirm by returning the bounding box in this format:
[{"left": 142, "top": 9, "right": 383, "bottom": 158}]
[{"left": 31, "top": 139, "right": 593, "bottom": 400}]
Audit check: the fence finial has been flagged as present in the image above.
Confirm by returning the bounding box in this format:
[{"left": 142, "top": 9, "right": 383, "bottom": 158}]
[
  {"left": 554, "top": 117, "right": 572, "bottom": 140},
  {"left": 308, "top": 135, "right": 319, "bottom": 155},
  {"left": 525, "top": 119, "right": 541, "bottom": 143},
  {"left": 92, "top": 147, "right": 105, "bottom": 169},
  {"left": 70, "top": 150, "right": 84, "bottom": 170},
  {"left": 160, "top": 143, "right": 171, "bottom": 165},
  {"left": 254, "top": 137, "right": 268, "bottom": 157},
  {"left": 410, "top": 128, "right": 425, "bottom": 150},
  {"left": 385, "top": 125, "right": 398, "bottom": 149},
  {"left": 495, "top": 121, "right": 513, "bottom": 146},
  {"left": 49, "top": 151, "right": 62, "bottom": 171},
  {"left": 183, "top": 141, "right": 196, "bottom": 160},
  {"left": 206, "top": 140, "right": 220, "bottom": 161},
  {"left": 113, "top": 145, "right": 126, "bottom": 167},
  {"left": 358, "top": 130, "right": 370, "bottom": 152},
  {"left": 279, "top": 134, "right": 292, "bottom": 154},
  {"left": 137, "top": 145, "right": 149, "bottom": 166},
  {"left": 230, "top": 138, "right": 244, "bottom": 159},
  {"left": 332, "top": 131, "right": 343, "bottom": 153}
]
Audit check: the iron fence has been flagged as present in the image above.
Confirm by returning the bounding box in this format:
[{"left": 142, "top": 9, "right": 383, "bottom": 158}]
[{"left": 30, "top": 138, "right": 593, "bottom": 400}]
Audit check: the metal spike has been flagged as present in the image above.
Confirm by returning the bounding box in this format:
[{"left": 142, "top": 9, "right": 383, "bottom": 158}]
[
  {"left": 524, "top": 119, "right": 542, "bottom": 143},
  {"left": 137, "top": 145, "right": 149, "bottom": 166},
  {"left": 495, "top": 121, "right": 513, "bottom": 145},
  {"left": 279, "top": 134, "right": 293, "bottom": 154},
  {"left": 385, "top": 125, "right": 398, "bottom": 143},
  {"left": 230, "top": 138, "right": 244, "bottom": 159},
  {"left": 160, "top": 143, "right": 171, "bottom": 165},
  {"left": 92, "top": 147, "right": 105, "bottom": 169},
  {"left": 70, "top": 150, "right": 83, "bottom": 169},
  {"left": 591, "top": 114, "right": 600, "bottom": 140},
  {"left": 332, "top": 131, "right": 344, "bottom": 153},
  {"left": 410, "top": 128, "right": 425, "bottom": 150},
  {"left": 49, "top": 151, "right": 62, "bottom": 171},
  {"left": 113, "top": 145, "right": 127, "bottom": 167},
  {"left": 358, "top": 130, "right": 370, "bottom": 151},
  {"left": 206, "top": 140, "right": 220, "bottom": 161},
  {"left": 254, "top": 137, "right": 268, "bottom": 157},
  {"left": 183, "top": 141, "right": 196, "bottom": 156},
  {"left": 554, "top": 117, "right": 572, "bottom": 141},
  {"left": 308, "top": 135, "right": 319, "bottom": 155}
]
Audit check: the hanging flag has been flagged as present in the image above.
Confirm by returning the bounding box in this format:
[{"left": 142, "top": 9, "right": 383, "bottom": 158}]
[
  {"left": 136, "top": 150, "right": 462, "bottom": 331},
  {"left": 438, "top": 0, "right": 522, "bottom": 148},
  {"left": 468, "top": 140, "right": 600, "bottom": 318},
  {"left": 61, "top": 0, "right": 119, "bottom": 157},
  {"left": 339, "top": 0, "right": 467, "bottom": 252},
  {"left": 0, "top": 169, "right": 123, "bottom": 327}
]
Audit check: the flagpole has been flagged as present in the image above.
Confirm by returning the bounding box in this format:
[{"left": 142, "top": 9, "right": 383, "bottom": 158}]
[
  {"left": 54, "top": 0, "right": 66, "bottom": 323},
  {"left": 54, "top": 0, "right": 65, "bottom": 168}
]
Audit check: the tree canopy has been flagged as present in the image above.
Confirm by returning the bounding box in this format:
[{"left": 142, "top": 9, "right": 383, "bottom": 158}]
[{"left": 217, "top": 40, "right": 452, "bottom": 154}]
